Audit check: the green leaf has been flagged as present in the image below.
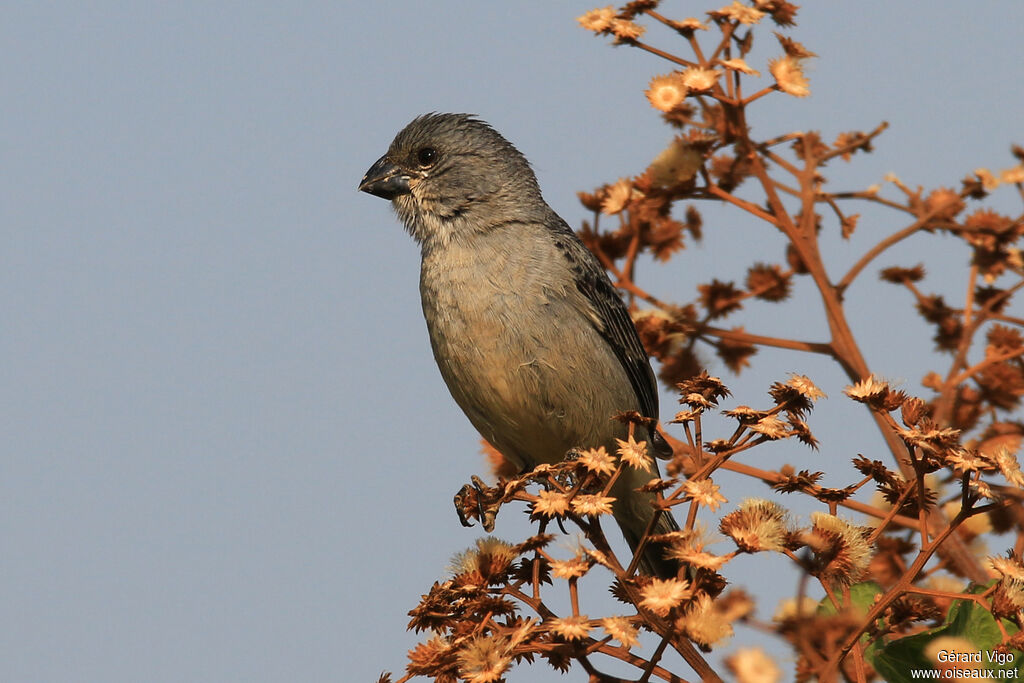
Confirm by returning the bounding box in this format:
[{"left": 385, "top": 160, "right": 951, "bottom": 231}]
[
  {"left": 870, "top": 629, "right": 940, "bottom": 683},
  {"left": 816, "top": 581, "right": 882, "bottom": 618},
  {"left": 869, "top": 582, "right": 1023, "bottom": 683}
]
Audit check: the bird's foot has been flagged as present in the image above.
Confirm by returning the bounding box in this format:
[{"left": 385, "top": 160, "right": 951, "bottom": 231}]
[{"left": 453, "top": 475, "right": 501, "bottom": 532}]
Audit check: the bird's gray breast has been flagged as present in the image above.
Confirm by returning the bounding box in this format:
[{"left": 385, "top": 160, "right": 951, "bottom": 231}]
[{"left": 418, "top": 230, "right": 637, "bottom": 470}]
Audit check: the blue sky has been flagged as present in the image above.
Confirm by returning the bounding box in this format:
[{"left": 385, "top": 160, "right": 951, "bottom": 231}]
[{"left": 3, "top": 2, "right": 1023, "bottom": 681}]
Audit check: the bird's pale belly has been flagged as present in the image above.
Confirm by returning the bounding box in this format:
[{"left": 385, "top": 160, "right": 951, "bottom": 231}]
[{"left": 424, "top": 295, "right": 636, "bottom": 471}]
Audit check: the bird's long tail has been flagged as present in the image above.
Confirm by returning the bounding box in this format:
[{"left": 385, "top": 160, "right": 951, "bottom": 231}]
[{"left": 611, "top": 464, "right": 683, "bottom": 580}]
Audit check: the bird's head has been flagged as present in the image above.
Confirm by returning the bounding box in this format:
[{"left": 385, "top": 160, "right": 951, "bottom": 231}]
[{"left": 358, "top": 113, "right": 544, "bottom": 246}]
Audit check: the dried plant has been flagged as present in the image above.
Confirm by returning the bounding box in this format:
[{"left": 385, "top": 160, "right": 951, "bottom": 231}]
[{"left": 379, "top": 2, "right": 1024, "bottom": 681}]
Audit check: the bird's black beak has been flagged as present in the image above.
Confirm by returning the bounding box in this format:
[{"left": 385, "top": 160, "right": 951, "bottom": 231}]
[{"left": 358, "top": 155, "right": 411, "bottom": 200}]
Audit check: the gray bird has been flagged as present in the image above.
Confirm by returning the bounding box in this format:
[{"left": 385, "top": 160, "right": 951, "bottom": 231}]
[{"left": 359, "top": 113, "right": 680, "bottom": 578}]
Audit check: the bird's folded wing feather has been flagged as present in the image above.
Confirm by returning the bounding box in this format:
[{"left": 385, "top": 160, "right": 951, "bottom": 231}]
[{"left": 549, "top": 220, "right": 660, "bottom": 422}]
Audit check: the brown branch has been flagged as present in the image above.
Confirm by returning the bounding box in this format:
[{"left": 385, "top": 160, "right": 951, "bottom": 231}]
[
  {"left": 614, "top": 277, "right": 674, "bottom": 311},
  {"left": 757, "top": 131, "right": 804, "bottom": 149},
  {"left": 932, "top": 264, "right": 983, "bottom": 422},
  {"left": 628, "top": 40, "right": 697, "bottom": 69},
  {"left": 826, "top": 190, "right": 916, "bottom": 215},
  {"left": 705, "top": 183, "right": 781, "bottom": 226},
  {"left": 708, "top": 22, "right": 735, "bottom": 63},
  {"left": 838, "top": 203, "right": 960, "bottom": 292},
  {"left": 718, "top": 459, "right": 924, "bottom": 531},
  {"left": 990, "top": 313, "right": 1024, "bottom": 327},
  {"left": 948, "top": 345, "right": 1024, "bottom": 388},
  {"left": 761, "top": 148, "right": 802, "bottom": 179},
  {"left": 701, "top": 325, "right": 834, "bottom": 356},
  {"left": 740, "top": 85, "right": 777, "bottom": 106},
  {"left": 819, "top": 121, "right": 889, "bottom": 163}
]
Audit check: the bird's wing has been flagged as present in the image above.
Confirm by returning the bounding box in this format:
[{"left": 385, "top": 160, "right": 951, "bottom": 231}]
[{"left": 549, "top": 221, "right": 660, "bottom": 422}]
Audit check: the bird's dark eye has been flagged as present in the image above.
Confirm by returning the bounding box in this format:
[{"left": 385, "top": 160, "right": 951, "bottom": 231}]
[{"left": 416, "top": 147, "right": 438, "bottom": 167}]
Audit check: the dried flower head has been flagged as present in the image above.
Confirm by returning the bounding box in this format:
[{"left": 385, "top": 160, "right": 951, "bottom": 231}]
[
  {"left": 900, "top": 396, "right": 929, "bottom": 426},
  {"left": 713, "top": 1, "right": 766, "bottom": 25},
  {"left": 640, "top": 577, "right": 693, "bottom": 616},
  {"left": 787, "top": 417, "right": 819, "bottom": 449},
  {"left": 550, "top": 554, "right": 592, "bottom": 580},
  {"left": 577, "top": 6, "right": 616, "bottom": 32},
  {"left": 678, "top": 371, "right": 731, "bottom": 404},
  {"left": 846, "top": 375, "right": 908, "bottom": 412},
  {"left": 450, "top": 537, "right": 519, "bottom": 579},
  {"left": 683, "top": 477, "right": 728, "bottom": 511},
  {"left": 974, "top": 168, "right": 1000, "bottom": 191},
  {"left": 677, "top": 593, "right": 733, "bottom": 647},
  {"left": 571, "top": 494, "right": 616, "bottom": 516},
  {"left": 681, "top": 67, "right": 721, "bottom": 92},
  {"left": 699, "top": 279, "right": 744, "bottom": 319},
  {"left": 666, "top": 527, "right": 729, "bottom": 571},
  {"left": 616, "top": 434, "right": 653, "bottom": 471},
  {"left": 658, "top": 525, "right": 710, "bottom": 547},
  {"left": 705, "top": 438, "right": 732, "bottom": 453},
  {"left": 1002, "top": 164, "right": 1024, "bottom": 184},
  {"left": 683, "top": 392, "right": 715, "bottom": 410},
  {"left": 990, "top": 553, "right": 1024, "bottom": 581},
  {"left": 786, "top": 374, "right": 826, "bottom": 402},
  {"left": 456, "top": 634, "right": 512, "bottom": 683},
  {"left": 407, "top": 634, "right": 456, "bottom": 678},
  {"left": 803, "top": 512, "right": 873, "bottom": 587},
  {"left": 532, "top": 489, "right": 571, "bottom": 518},
  {"left": 969, "top": 479, "right": 996, "bottom": 500},
  {"left": 845, "top": 374, "right": 890, "bottom": 403},
  {"left": 769, "top": 55, "right": 810, "bottom": 97},
  {"left": 581, "top": 544, "right": 613, "bottom": 569},
  {"left": 671, "top": 408, "right": 700, "bottom": 423},
  {"left": 726, "top": 647, "right": 782, "bottom": 683},
  {"left": 924, "top": 187, "right": 966, "bottom": 219},
  {"left": 601, "top": 177, "right": 634, "bottom": 215},
  {"left": 993, "top": 447, "right": 1024, "bottom": 487},
  {"left": 989, "top": 553, "right": 1024, "bottom": 618},
  {"left": 601, "top": 616, "right": 640, "bottom": 649},
  {"left": 770, "top": 376, "right": 815, "bottom": 419},
  {"left": 720, "top": 58, "right": 761, "bottom": 76},
  {"left": 987, "top": 323, "right": 1024, "bottom": 350},
  {"left": 746, "top": 263, "right": 792, "bottom": 302},
  {"left": 609, "top": 18, "right": 645, "bottom": 41},
  {"left": 723, "top": 405, "right": 765, "bottom": 423},
  {"left": 646, "top": 73, "right": 688, "bottom": 112},
  {"left": 750, "top": 414, "right": 789, "bottom": 439},
  {"left": 720, "top": 499, "right": 789, "bottom": 552},
  {"left": 774, "top": 32, "right": 817, "bottom": 59},
  {"left": 771, "top": 468, "right": 823, "bottom": 494},
  {"left": 944, "top": 448, "right": 995, "bottom": 476},
  {"left": 672, "top": 17, "right": 709, "bottom": 32},
  {"left": 578, "top": 445, "right": 617, "bottom": 477},
  {"left": 549, "top": 614, "right": 592, "bottom": 641},
  {"left": 880, "top": 265, "right": 926, "bottom": 284},
  {"left": 897, "top": 425, "right": 962, "bottom": 454},
  {"left": 507, "top": 617, "right": 538, "bottom": 647},
  {"left": 717, "top": 588, "right": 756, "bottom": 622}
]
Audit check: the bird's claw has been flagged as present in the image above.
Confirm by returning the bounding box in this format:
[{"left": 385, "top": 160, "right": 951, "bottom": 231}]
[{"left": 453, "top": 475, "right": 500, "bottom": 532}]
